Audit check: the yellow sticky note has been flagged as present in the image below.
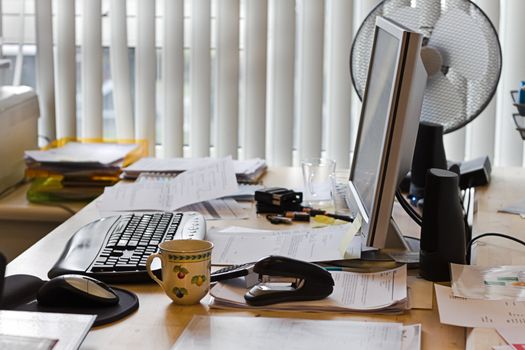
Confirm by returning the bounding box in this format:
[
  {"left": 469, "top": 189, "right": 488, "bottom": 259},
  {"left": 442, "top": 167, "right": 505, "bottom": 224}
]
[{"left": 338, "top": 214, "right": 362, "bottom": 257}]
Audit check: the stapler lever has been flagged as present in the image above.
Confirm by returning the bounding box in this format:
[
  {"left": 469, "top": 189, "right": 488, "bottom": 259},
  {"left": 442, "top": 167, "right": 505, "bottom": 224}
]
[{"left": 244, "top": 256, "right": 334, "bottom": 306}]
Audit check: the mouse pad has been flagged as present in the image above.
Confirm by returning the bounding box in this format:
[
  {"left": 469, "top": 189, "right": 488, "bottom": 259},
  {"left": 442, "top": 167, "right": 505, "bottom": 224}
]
[{"left": 1, "top": 275, "right": 139, "bottom": 327}]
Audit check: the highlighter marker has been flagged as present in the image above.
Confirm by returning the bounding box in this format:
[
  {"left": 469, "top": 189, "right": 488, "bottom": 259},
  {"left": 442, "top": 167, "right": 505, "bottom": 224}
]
[{"left": 284, "top": 211, "right": 311, "bottom": 222}]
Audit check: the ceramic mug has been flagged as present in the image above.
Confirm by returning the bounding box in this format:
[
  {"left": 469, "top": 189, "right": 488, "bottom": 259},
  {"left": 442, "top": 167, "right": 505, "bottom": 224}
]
[{"left": 146, "top": 239, "right": 213, "bottom": 305}]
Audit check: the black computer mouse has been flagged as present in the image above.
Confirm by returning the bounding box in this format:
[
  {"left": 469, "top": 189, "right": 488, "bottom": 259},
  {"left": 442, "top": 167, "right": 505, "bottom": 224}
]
[{"left": 37, "top": 274, "right": 119, "bottom": 307}]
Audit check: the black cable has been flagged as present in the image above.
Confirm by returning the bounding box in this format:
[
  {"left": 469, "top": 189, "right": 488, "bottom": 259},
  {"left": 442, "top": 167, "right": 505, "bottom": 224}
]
[
  {"left": 466, "top": 233, "right": 525, "bottom": 264},
  {"left": 395, "top": 189, "right": 422, "bottom": 226}
]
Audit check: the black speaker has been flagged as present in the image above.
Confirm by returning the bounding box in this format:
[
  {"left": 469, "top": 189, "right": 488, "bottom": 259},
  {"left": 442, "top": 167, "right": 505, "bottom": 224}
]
[
  {"left": 409, "top": 122, "right": 447, "bottom": 203},
  {"left": 419, "top": 168, "right": 466, "bottom": 282}
]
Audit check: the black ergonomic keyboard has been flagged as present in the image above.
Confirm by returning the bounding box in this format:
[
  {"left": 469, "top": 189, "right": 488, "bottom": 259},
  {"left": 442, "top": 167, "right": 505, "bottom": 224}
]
[
  {"left": 48, "top": 211, "right": 206, "bottom": 283},
  {"left": 211, "top": 263, "right": 255, "bottom": 283}
]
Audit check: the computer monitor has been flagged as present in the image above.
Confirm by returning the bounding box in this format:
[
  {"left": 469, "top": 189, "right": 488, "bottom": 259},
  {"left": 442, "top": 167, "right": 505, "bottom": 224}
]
[{"left": 346, "top": 16, "right": 428, "bottom": 250}]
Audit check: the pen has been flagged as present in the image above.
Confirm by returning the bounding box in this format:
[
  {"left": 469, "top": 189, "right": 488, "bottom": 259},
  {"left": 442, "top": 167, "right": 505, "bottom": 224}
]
[
  {"left": 283, "top": 211, "right": 310, "bottom": 222},
  {"left": 325, "top": 213, "right": 353, "bottom": 222},
  {"left": 302, "top": 207, "right": 353, "bottom": 222},
  {"left": 266, "top": 215, "right": 293, "bottom": 225}
]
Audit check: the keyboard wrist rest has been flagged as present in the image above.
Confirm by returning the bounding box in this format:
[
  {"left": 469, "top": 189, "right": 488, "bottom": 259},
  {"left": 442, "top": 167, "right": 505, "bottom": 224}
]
[{"left": 48, "top": 216, "right": 120, "bottom": 279}]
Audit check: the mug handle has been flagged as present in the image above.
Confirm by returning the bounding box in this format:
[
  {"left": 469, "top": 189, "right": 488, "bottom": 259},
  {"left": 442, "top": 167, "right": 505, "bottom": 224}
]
[{"left": 146, "top": 253, "right": 164, "bottom": 289}]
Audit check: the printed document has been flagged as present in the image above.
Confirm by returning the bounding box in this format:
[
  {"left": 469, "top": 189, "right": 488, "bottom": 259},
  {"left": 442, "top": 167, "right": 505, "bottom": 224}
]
[
  {"left": 207, "top": 224, "right": 354, "bottom": 265},
  {"left": 435, "top": 284, "right": 525, "bottom": 328},
  {"left": 179, "top": 198, "right": 248, "bottom": 220},
  {"left": 0, "top": 310, "right": 95, "bottom": 350},
  {"left": 210, "top": 265, "right": 407, "bottom": 312},
  {"left": 497, "top": 327, "right": 525, "bottom": 350},
  {"left": 172, "top": 316, "right": 405, "bottom": 350},
  {"left": 97, "top": 157, "right": 238, "bottom": 212},
  {"left": 402, "top": 324, "right": 422, "bottom": 350}
]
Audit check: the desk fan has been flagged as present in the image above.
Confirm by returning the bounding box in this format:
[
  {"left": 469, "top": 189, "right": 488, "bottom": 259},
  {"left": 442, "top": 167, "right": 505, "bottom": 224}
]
[{"left": 350, "top": 0, "right": 502, "bottom": 199}]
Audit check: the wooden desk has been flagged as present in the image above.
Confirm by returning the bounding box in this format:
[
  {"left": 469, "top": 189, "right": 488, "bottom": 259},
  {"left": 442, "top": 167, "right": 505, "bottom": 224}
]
[
  {"left": 0, "top": 183, "right": 84, "bottom": 262},
  {"left": 6, "top": 167, "right": 524, "bottom": 349},
  {"left": 466, "top": 167, "right": 525, "bottom": 349}
]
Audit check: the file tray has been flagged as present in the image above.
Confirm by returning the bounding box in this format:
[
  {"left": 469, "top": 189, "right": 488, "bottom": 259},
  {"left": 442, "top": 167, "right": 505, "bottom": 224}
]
[
  {"left": 511, "top": 90, "right": 525, "bottom": 115},
  {"left": 513, "top": 114, "right": 525, "bottom": 140},
  {"left": 510, "top": 91, "right": 525, "bottom": 140}
]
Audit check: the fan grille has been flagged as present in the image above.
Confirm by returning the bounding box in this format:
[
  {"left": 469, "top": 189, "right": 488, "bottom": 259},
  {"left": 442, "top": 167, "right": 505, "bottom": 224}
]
[{"left": 350, "top": 0, "right": 501, "bottom": 133}]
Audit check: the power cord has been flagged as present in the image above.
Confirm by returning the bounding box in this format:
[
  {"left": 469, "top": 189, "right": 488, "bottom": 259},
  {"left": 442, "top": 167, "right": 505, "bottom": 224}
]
[
  {"left": 466, "top": 233, "right": 525, "bottom": 264},
  {"left": 395, "top": 189, "right": 422, "bottom": 226}
]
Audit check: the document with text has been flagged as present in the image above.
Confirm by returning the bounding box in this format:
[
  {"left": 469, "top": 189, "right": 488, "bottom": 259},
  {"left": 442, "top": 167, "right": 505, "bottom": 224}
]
[
  {"left": 0, "top": 310, "right": 95, "bottom": 350},
  {"left": 172, "top": 316, "right": 406, "bottom": 350},
  {"left": 96, "top": 157, "right": 238, "bottom": 212},
  {"left": 210, "top": 265, "right": 407, "bottom": 313},
  {"left": 497, "top": 327, "right": 525, "bottom": 350},
  {"left": 435, "top": 284, "right": 525, "bottom": 328},
  {"left": 207, "top": 224, "right": 354, "bottom": 265}
]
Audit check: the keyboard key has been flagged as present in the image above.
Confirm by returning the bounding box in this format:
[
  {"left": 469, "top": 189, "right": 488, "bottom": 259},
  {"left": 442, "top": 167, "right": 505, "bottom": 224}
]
[{"left": 72, "top": 212, "right": 204, "bottom": 281}]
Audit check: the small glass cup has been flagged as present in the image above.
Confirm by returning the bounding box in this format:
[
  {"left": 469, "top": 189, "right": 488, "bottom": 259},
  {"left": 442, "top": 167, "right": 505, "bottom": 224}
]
[{"left": 301, "top": 158, "right": 336, "bottom": 208}]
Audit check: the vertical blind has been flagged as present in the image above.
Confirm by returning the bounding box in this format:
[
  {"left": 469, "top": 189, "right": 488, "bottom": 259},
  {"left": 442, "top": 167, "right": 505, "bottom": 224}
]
[{"left": 13, "top": 0, "right": 525, "bottom": 167}]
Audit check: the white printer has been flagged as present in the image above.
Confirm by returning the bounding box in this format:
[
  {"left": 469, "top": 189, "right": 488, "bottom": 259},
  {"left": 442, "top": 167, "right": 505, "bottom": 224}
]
[{"left": 0, "top": 86, "right": 39, "bottom": 193}]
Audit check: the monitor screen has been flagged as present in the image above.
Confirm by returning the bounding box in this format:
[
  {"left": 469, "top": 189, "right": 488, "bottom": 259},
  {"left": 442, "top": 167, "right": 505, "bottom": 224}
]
[
  {"left": 351, "top": 28, "right": 400, "bottom": 217},
  {"left": 346, "top": 16, "right": 427, "bottom": 249}
]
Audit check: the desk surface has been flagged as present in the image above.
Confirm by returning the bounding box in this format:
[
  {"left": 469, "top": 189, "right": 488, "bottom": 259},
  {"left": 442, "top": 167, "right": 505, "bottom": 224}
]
[
  {"left": 0, "top": 182, "right": 84, "bottom": 222},
  {"left": 7, "top": 167, "right": 525, "bottom": 350}
]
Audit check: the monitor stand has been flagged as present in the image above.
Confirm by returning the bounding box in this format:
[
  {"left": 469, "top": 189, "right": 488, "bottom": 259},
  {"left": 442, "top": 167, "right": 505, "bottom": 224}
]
[{"left": 361, "top": 217, "right": 420, "bottom": 265}]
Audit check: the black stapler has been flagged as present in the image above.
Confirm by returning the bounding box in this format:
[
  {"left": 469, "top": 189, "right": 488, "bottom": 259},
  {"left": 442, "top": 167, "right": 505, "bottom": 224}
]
[{"left": 244, "top": 256, "right": 334, "bottom": 306}]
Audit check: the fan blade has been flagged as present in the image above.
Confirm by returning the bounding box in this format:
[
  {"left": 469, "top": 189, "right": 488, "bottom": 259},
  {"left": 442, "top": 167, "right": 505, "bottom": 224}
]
[
  {"left": 428, "top": 8, "right": 489, "bottom": 81},
  {"left": 421, "top": 74, "right": 466, "bottom": 131}
]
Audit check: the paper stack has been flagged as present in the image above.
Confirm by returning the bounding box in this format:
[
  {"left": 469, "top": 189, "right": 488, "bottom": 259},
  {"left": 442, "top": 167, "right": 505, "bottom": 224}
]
[
  {"left": 24, "top": 141, "right": 143, "bottom": 202},
  {"left": 0, "top": 310, "right": 95, "bottom": 350},
  {"left": 96, "top": 157, "right": 239, "bottom": 213},
  {"left": 121, "top": 157, "right": 267, "bottom": 183},
  {"left": 436, "top": 264, "right": 525, "bottom": 348},
  {"left": 209, "top": 265, "right": 409, "bottom": 314},
  {"left": 172, "top": 316, "right": 421, "bottom": 350}
]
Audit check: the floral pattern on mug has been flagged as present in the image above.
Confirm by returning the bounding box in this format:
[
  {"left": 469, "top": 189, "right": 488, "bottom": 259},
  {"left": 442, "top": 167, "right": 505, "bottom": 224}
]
[
  {"left": 191, "top": 275, "right": 207, "bottom": 287},
  {"left": 172, "top": 287, "right": 188, "bottom": 299},
  {"left": 173, "top": 265, "right": 189, "bottom": 279}
]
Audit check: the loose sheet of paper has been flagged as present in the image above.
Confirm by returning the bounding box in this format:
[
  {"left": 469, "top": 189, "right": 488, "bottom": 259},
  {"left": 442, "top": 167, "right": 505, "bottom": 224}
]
[
  {"left": 402, "top": 324, "right": 422, "bottom": 350},
  {"left": 497, "top": 328, "right": 525, "bottom": 350},
  {"left": 329, "top": 265, "right": 407, "bottom": 309},
  {"left": 179, "top": 198, "right": 248, "bottom": 220},
  {"left": 25, "top": 142, "right": 137, "bottom": 164},
  {"left": 207, "top": 224, "right": 353, "bottom": 264},
  {"left": 172, "top": 316, "right": 404, "bottom": 350},
  {"left": 97, "top": 157, "right": 238, "bottom": 212},
  {"left": 338, "top": 214, "right": 362, "bottom": 259},
  {"left": 210, "top": 265, "right": 407, "bottom": 312},
  {"left": 435, "top": 284, "right": 525, "bottom": 328},
  {"left": 499, "top": 197, "right": 525, "bottom": 217},
  {"left": 0, "top": 311, "right": 95, "bottom": 350},
  {"left": 123, "top": 157, "right": 266, "bottom": 178}
]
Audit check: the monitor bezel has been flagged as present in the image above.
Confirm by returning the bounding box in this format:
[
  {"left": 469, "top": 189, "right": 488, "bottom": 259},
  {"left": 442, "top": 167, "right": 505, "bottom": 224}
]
[{"left": 348, "top": 16, "right": 425, "bottom": 249}]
